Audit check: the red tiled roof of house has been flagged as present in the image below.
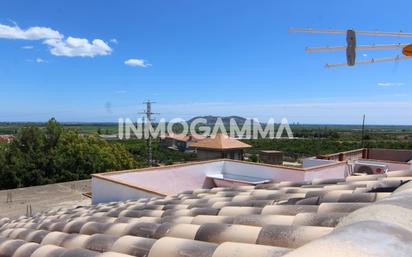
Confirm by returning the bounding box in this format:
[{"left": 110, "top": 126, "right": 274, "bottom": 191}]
[
  {"left": 165, "top": 133, "right": 206, "bottom": 142},
  {"left": 190, "top": 133, "right": 251, "bottom": 150},
  {"left": 0, "top": 135, "right": 15, "bottom": 143}
]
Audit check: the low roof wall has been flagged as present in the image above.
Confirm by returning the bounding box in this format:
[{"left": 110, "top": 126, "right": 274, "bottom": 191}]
[{"left": 91, "top": 159, "right": 349, "bottom": 203}]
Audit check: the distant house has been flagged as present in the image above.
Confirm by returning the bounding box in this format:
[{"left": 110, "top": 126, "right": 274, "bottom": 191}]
[
  {"left": 161, "top": 133, "right": 206, "bottom": 151},
  {"left": 0, "top": 135, "right": 15, "bottom": 144},
  {"left": 259, "top": 150, "right": 284, "bottom": 165},
  {"left": 99, "top": 134, "right": 119, "bottom": 141},
  {"left": 189, "top": 133, "right": 251, "bottom": 160}
]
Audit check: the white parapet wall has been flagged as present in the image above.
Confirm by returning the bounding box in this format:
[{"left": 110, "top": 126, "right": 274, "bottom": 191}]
[
  {"left": 92, "top": 160, "right": 224, "bottom": 204},
  {"left": 92, "top": 177, "right": 160, "bottom": 204},
  {"left": 222, "top": 160, "right": 349, "bottom": 181},
  {"left": 302, "top": 158, "right": 337, "bottom": 168},
  {"left": 303, "top": 162, "right": 350, "bottom": 181},
  {"left": 222, "top": 161, "right": 304, "bottom": 181},
  {"left": 92, "top": 159, "right": 349, "bottom": 204},
  {"left": 370, "top": 160, "right": 411, "bottom": 171}
]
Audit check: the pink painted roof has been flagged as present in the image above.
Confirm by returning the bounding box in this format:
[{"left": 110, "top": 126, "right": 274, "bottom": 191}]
[{"left": 165, "top": 133, "right": 206, "bottom": 142}]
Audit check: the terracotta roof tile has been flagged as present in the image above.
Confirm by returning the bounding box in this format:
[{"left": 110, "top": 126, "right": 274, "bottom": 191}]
[
  {"left": 292, "top": 212, "right": 346, "bottom": 227},
  {"left": 0, "top": 239, "right": 26, "bottom": 256},
  {"left": 147, "top": 237, "right": 217, "bottom": 257},
  {"left": 160, "top": 216, "right": 194, "bottom": 224},
  {"left": 218, "top": 207, "right": 262, "bottom": 216},
  {"left": 12, "top": 242, "right": 40, "bottom": 257},
  {"left": 194, "top": 223, "right": 261, "bottom": 244},
  {"left": 1, "top": 171, "right": 412, "bottom": 256},
  {"left": 261, "top": 205, "right": 319, "bottom": 215},
  {"left": 282, "top": 221, "right": 412, "bottom": 257},
  {"left": 211, "top": 242, "right": 290, "bottom": 257},
  {"left": 232, "top": 214, "right": 295, "bottom": 226},
  {"left": 256, "top": 225, "right": 332, "bottom": 248},
  {"left": 30, "top": 245, "right": 66, "bottom": 257},
  {"left": 189, "top": 133, "right": 251, "bottom": 150},
  {"left": 110, "top": 235, "right": 155, "bottom": 257},
  {"left": 156, "top": 223, "right": 200, "bottom": 240},
  {"left": 191, "top": 215, "right": 235, "bottom": 225}
]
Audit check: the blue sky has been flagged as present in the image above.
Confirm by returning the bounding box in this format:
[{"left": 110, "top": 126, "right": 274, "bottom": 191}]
[{"left": 1, "top": 0, "right": 412, "bottom": 124}]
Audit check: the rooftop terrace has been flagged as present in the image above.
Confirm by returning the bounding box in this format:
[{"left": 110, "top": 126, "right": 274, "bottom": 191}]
[{"left": 91, "top": 159, "right": 350, "bottom": 204}]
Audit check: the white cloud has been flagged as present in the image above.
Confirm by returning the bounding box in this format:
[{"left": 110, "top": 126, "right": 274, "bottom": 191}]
[
  {"left": 0, "top": 24, "right": 62, "bottom": 40},
  {"left": 22, "top": 45, "right": 34, "bottom": 49},
  {"left": 110, "top": 38, "right": 118, "bottom": 44},
  {"left": 0, "top": 22, "right": 112, "bottom": 58},
  {"left": 44, "top": 37, "right": 112, "bottom": 57},
  {"left": 124, "top": 58, "right": 151, "bottom": 68},
  {"left": 377, "top": 82, "right": 405, "bottom": 87}
]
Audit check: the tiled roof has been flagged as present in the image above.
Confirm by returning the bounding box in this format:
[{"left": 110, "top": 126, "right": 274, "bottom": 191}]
[
  {"left": 190, "top": 133, "right": 252, "bottom": 150},
  {"left": 1, "top": 169, "right": 412, "bottom": 257},
  {"left": 165, "top": 134, "right": 206, "bottom": 142},
  {"left": 0, "top": 135, "right": 15, "bottom": 143}
]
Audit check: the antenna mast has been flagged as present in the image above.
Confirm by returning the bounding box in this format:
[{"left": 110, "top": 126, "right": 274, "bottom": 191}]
[
  {"left": 139, "top": 100, "right": 159, "bottom": 166},
  {"left": 361, "top": 114, "right": 366, "bottom": 148}
]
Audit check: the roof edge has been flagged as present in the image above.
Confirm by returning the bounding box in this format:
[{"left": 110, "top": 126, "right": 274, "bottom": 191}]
[
  {"left": 91, "top": 159, "right": 227, "bottom": 177},
  {"left": 92, "top": 173, "right": 167, "bottom": 196},
  {"left": 92, "top": 158, "right": 346, "bottom": 180}
]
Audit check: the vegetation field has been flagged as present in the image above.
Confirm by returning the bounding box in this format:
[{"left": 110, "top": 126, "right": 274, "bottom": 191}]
[
  {"left": 0, "top": 122, "right": 119, "bottom": 135},
  {"left": 0, "top": 120, "right": 411, "bottom": 190}
]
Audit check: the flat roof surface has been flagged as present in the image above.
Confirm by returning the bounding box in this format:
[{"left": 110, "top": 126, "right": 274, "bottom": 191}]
[
  {"left": 0, "top": 180, "right": 90, "bottom": 219},
  {"left": 109, "top": 168, "right": 210, "bottom": 195},
  {"left": 92, "top": 159, "right": 350, "bottom": 197},
  {"left": 206, "top": 173, "right": 271, "bottom": 184}
]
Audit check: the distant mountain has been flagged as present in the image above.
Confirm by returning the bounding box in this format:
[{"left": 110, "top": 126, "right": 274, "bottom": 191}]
[{"left": 188, "top": 115, "right": 247, "bottom": 126}]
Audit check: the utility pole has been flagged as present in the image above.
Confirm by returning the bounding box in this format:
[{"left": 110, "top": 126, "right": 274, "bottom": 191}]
[
  {"left": 316, "top": 126, "right": 321, "bottom": 156},
  {"left": 139, "top": 101, "right": 159, "bottom": 166},
  {"left": 361, "top": 114, "right": 366, "bottom": 148}
]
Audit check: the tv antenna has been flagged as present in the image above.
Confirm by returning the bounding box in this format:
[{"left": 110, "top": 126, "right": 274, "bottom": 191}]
[{"left": 289, "top": 28, "right": 412, "bottom": 68}]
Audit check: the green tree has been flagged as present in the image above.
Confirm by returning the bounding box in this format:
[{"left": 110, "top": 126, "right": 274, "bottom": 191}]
[
  {"left": 0, "top": 118, "right": 138, "bottom": 189},
  {"left": 7, "top": 125, "right": 47, "bottom": 187},
  {"left": 0, "top": 143, "right": 20, "bottom": 189},
  {"left": 249, "top": 154, "right": 258, "bottom": 162}
]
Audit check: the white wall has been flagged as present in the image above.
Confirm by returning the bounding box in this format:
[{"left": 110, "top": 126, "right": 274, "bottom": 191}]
[
  {"left": 303, "top": 158, "right": 336, "bottom": 168},
  {"left": 222, "top": 160, "right": 348, "bottom": 182},
  {"left": 380, "top": 161, "right": 411, "bottom": 171},
  {"left": 92, "top": 177, "right": 160, "bottom": 204},
  {"left": 222, "top": 161, "right": 304, "bottom": 181},
  {"left": 303, "top": 163, "right": 349, "bottom": 181},
  {"left": 106, "top": 161, "right": 223, "bottom": 196},
  {"left": 92, "top": 160, "right": 349, "bottom": 204}
]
